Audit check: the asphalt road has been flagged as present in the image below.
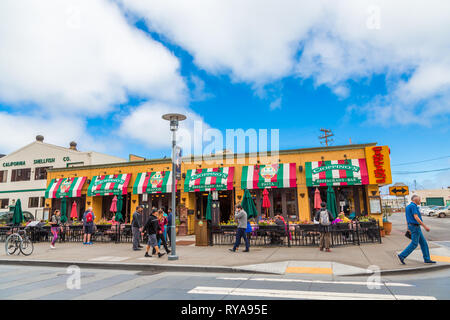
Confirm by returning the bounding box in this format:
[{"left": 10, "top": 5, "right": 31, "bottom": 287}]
[
  {"left": 389, "top": 211, "right": 450, "bottom": 241},
  {"left": 0, "top": 265, "right": 449, "bottom": 300}
]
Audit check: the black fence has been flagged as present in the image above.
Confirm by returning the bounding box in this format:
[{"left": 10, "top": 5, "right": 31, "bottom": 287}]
[
  {"left": 212, "top": 221, "right": 382, "bottom": 247},
  {"left": 0, "top": 224, "right": 135, "bottom": 244}
]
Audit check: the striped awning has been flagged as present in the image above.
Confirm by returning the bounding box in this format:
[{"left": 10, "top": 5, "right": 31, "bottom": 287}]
[
  {"left": 133, "top": 171, "right": 175, "bottom": 194},
  {"left": 184, "top": 167, "right": 234, "bottom": 192},
  {"left": 241, "top": 163, "right": 297, "bottom": 189},
  {"left": 305, "top": 159, "right": 369, "bottom": 187},
  {"left": 87, "top": 174, "right": 131, "bottom": 196},
  {"left": 45, "top": 177, "right": 87, "bottom": 199}
]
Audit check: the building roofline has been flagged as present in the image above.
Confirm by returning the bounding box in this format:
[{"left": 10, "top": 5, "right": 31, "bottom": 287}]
[{"left": 48, "top": 143, "right": 377, "bottom": 173}]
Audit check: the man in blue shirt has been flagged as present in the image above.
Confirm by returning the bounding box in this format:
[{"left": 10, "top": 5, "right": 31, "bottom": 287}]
[{"left": 398, "top": 195, "right": 436, "bottom": 264}]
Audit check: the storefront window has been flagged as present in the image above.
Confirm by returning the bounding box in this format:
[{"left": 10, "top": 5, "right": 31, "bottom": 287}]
[
  {"left": 0, "top": 170, "right": 7, "bottom": 183},
  {"left": 11, "top": 168, "right": 31, "bottom": 182},
  {"left": 285, "top": 188, "right": 298, "bottom": 218},
  {"left": 28, "top": 197, "right": 40, "bottom": 208},
  {"left": 0, "top": 199, "right": 9, "bottom": 209},
  {"left": 35, "top": 166, "right": 52, "bottom": 180}
]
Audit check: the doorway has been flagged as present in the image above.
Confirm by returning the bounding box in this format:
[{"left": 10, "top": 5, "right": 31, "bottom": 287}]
[{"left": 195, "top": 190, "right": 234, "bottom": 222}]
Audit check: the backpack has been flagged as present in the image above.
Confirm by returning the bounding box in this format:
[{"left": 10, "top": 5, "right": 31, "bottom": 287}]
[
  {"left": 86, "top": 211, "right": 93, "bottom": 223},
  {"left": 319, "top": 209, "right": 330, "bottom": 226}
]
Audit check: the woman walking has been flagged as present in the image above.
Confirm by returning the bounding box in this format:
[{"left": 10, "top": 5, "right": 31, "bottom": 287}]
[
  {"left": 156, "top": 210, "right": 171, "bottom": 254},
  {"left": 49, "top": 209, "right": 62, "bottom": 249}
]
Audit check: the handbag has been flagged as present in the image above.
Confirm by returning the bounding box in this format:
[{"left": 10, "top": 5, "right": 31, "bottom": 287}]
[
  {"left": 405, "top": 230, "right": 411, "bottom": 239},
  {"left": 245, "top": 221, "right": 252, "bottom": 233}
]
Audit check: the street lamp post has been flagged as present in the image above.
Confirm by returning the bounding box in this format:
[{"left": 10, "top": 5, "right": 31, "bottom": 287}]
[{"left": 162, "top": 113, "right": 186, "bottom": 261}]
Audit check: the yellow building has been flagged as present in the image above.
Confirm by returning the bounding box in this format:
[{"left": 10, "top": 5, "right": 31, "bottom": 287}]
[{"left": 45, "top": 143, "right": 392, "bottom": 228}]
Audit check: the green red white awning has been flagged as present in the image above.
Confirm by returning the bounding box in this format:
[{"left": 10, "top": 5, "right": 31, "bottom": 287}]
[
  {"left": 305, "top": 159, "right": 369, "bottom": 187},
  {"left": 133, "top": 171, "right": 175, "bottom": 194},
  {"left": 184, "top": 167, "right": 235, "bottom": 192},
  {"left": 241, "top": 163, "right": 297, "bottom": 189},
  {"left": 45, "top": 177, "right": 87, "bottom": 199},
  {"left": 87, "top": 174, "right": 131, "bottom": 196}
]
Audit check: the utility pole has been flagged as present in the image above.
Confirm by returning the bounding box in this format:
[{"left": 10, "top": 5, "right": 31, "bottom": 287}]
[{"left": 319, "top": 128, "right": 334, "bottom": 146}]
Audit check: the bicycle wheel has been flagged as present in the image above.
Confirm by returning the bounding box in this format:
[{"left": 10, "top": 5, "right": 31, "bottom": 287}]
[
  {"left": 20, "top": 237, "right": 34, "bottom": 256},
  {"left": 5, "top": 234, "right": 21, "bottom": 255}
]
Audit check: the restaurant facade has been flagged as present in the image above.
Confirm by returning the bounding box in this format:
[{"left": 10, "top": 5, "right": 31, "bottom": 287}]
[{"left": 45, "top": 143, "right": 392, "bottom": 229}]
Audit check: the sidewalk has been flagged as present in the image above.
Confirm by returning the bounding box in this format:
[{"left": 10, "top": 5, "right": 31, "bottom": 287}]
[{"left": 2, "top": 229, "right": 449, "bottom": 276}]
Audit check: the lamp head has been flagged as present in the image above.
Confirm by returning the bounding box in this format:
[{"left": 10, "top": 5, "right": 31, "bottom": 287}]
[{"left": 162, "top": 113, "right": 187, "bottom": 132}]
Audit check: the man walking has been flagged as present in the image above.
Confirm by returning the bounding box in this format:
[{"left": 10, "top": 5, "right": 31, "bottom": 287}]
[
  {"left": 398, "top": 195, "right": 436, "bottom": 265},
  {"left": 229, "top": 204, "right": 250, "bottom": 253},
  {"left": 314, "top": 202, "right": 334, "bottom": 252},
  {"left": 131, "top": 205, "right": 144, "bottom": 251},
  {"left": 142, "top": 209, "right": 165, "bottom": 258}
]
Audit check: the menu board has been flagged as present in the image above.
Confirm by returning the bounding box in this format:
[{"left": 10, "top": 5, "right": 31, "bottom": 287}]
[{"left": 369, "top": 197, "right": 382, "bottom": 214}]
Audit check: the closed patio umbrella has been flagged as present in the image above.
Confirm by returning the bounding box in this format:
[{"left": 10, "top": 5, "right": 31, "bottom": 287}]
[
  {"left": 60, "top": 197, "right": 68, "bottom": 223},
  {"left": 242, "top": 189, "right": 258, "bottom": 219},
  {"left": 12, "top": 199, "right": 24, "bottom": 225},
  {"left": 205, "top": 192, "right": 212, "bottom": 221},
  {"left": 110, "top": 195, "right": 118, "bottom": 213},
  {"left": 326, "top": 186, "right": 337, "bottom": 219},
  {"left": 115, "top": 195, "right": 124, "bottom": 222},
  {"left": 262, "top": 188, "right": 271, "bottom": 217},
  {"left": 314, "top": 188, "right": 322, "bottom": 209},
  {"left": 70, "top": 201, "right": 78, "bottom": 220}
]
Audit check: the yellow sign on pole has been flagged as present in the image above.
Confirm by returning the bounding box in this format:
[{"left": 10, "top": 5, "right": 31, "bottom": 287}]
[{"left": 389, "top": 186, "right": 409, "bottom": 196}]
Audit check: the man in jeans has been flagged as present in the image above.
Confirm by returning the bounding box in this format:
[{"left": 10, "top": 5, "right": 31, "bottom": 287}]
[
  {"left": 314, "top": 202, "right": 334, "bottom": 252},
  {"left": 131, "top": 205, "right": 144, "bottom": 251},
  {"left": 229, "top": 204, "right": 250, "bottom": 253},
  {"left": 398, "top": 195, "right": 436, "bottom": 265}
]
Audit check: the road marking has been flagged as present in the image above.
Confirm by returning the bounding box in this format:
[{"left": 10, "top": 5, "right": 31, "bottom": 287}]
[
  {"left": 8, "top": 272, "right": 118, "bottom": 300},
  {"left": 71, "top": 274, "right": 163, "bottom": 300},
  {"left": 216, "top": 277, "right": 413, "bottom": 287},
  {"left": 88, "top": 256, "right": 129, "bottom": 262},
  {"left": 430, "top": 255, "right": 450, "bottom": 263},
  {"left": 285, "top": 267, "right": 333, "bottom": 274},
  {"left": 0, "top": 268, "right": 39, "bottom": 280},
  {"left": 0, "top": 272, "right": 57, "bottom": 290},
  {"left": 188, "top": 286, "right": 435, "bottom": 300}
]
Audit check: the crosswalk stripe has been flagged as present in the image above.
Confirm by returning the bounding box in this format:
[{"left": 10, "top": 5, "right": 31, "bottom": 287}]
[
  {"left": 216, "top": 277, "right": 414, "bottom": 287},
  {"left": 0, "top": 272, "right": 57, "bottom": 290},
  {"left": 188, "top": 286, "right": 436, "bottom": 300},
  {"left": 8, "top": 272, "right": 119, "bottom": 300},
  {"left": 88, "top": 256, "right": 130, "bottom": 262},
  {"left": 71, "top": 274, "right": 164, "bottom": 300},
  {"left": 0, "top": 268, "right": 39, "bottom": 280}
]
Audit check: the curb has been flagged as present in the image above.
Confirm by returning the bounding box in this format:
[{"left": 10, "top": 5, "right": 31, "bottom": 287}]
[
  {"left": 342, "top": 263, "right": 450, "bottom": 276},
  {"left": 0, "top": 259, "right": 276, "bottom": 275}
]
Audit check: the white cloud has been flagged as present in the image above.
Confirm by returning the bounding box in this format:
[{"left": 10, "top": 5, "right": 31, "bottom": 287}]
[
  {"left": 119, "top": 102, "right": 209, "bottom": 154},
  {"left": 0, "top": 0, "right": 186, "bottom": 115},
  {"left": 269, "top": 97, "right": 282, "bottom": 110},
  {"left": 0, "top": 112, "right": 89, "bottom": 153},
  {"left": 120, "top": 0, "right": 450, "bottom": 124}
]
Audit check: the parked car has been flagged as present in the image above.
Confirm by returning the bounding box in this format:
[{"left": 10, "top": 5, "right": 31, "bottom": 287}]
[
  {"left": 420, "top": 206, "right": 439, "bottom": 216},
  {"left": 0, "top": 210, "right": 35, "bottom": 225},
  {"left": 431, "top": 205, "right": 450, "bottom": 218},
  {"left": 425, "top": 206, "right": 445, "bottom": 216}
]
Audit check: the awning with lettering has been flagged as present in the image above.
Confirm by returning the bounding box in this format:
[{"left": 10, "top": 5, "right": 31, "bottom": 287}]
[
  {"left": 241, "top": 163, "right": 297, "bottom": 189},
  {"left": 305, "top": 159, "right": 369, "bottom": 187},
  {"left": 87, "top": 174, "right": 131, "bottom": 196},
  {"left": 133, "top": 171, "right": 175, "bottom": 194},
  {"left": 184, "top": 167, "right": 234, "bottom": 192},
  {"left": 45, "top": 177, "right": 87, "bottom": 199}
]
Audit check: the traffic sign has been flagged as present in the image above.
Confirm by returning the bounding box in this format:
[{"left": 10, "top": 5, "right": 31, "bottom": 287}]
[{"left": 389, "top": 186, "right": 409, "bottom": 196}]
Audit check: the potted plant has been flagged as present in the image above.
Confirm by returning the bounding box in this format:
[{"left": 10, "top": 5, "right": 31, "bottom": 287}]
[{"left": 382, "top": 205, "right": 392, "bottom": 235}]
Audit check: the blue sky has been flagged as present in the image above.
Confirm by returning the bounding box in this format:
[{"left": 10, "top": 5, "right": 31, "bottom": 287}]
[{"left": 0, "top": 1, "right": 449, "bottom": 190}]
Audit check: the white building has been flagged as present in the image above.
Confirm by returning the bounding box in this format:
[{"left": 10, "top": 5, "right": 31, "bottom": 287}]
[
  {"left": 408, "top": 189, "right": 450, "bottom": 207},
  {"left": 0, "top": 135, "right": 126, "bottom": 218}
]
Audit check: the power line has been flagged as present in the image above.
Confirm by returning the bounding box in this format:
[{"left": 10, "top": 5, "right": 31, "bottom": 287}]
[
  {"left": 392, "top": 167, "right": 450, "bottom": 174},
  {"left": 392, "top": 155, "right": 450, "bottom": 166}
]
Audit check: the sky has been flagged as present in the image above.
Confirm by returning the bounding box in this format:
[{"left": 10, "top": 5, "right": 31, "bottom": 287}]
[{"left": 0, "top": 0, "right": 449, "bottom": 190}]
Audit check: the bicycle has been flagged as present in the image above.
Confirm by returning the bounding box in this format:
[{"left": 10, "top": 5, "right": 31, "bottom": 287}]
[{"left": 5, "top": 227, "right": 34, "bottom": 256}]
